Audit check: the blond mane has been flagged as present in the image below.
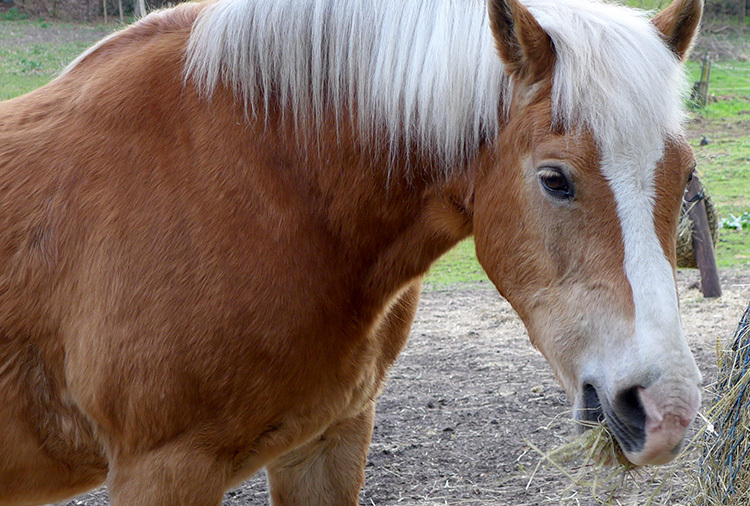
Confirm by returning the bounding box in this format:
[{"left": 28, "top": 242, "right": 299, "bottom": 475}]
[{"left": 184, "top": 0, "right": 687, "bottom": 171}]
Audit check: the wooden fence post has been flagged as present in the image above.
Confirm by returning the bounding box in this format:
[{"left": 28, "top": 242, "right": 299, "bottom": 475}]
[
  {"left": 740, "top": 0, "right": 746, "bottom": 28},
  {"left": 700, "top": 54, "right": 711, "bottom": 107},
  {"left": 685, "top": 175, "right": 722, "bottom": 298}
]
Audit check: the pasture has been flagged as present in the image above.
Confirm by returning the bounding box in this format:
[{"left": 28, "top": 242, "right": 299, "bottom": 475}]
[{"left": 0, "top": 6, "right": 749, "bottom": 506}]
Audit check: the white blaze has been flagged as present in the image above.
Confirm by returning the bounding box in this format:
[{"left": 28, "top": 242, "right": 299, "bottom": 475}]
[{"left": 601, "top": 148, "right": 700, "bottom": 388}]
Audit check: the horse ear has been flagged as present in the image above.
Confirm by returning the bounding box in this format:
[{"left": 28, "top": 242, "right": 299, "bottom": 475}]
[
  {"left": 487, "top": 0, "right": 555, "bottom": 83},
  {"left": 652, "top": 0, "right": 702, "bottom": 61}
]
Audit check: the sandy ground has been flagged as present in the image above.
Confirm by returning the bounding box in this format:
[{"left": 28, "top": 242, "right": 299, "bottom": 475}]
[{"left": 54, "top": 269, "right": 750, "bottom": 506}]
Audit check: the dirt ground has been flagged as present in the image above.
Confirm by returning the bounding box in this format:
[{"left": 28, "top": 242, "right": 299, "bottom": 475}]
[{"left": 54, "top": 269, "right": 750, "bottom": 506}]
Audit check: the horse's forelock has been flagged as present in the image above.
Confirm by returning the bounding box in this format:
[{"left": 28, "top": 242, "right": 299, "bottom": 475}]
[{"left": 535, "top": 0, "right": 687, "bottom": 162}]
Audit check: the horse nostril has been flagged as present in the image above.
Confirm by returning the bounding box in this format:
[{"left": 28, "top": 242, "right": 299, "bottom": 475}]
[
  {"left": 581, "top": 383, "right": 604, "bottom": 423},
  {"left": 613, "top": 386, "right": 647, "bottom": 431}
]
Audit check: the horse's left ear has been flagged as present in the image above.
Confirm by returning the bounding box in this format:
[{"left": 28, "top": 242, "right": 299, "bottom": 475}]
[
  {"left": 487, "top": 0, "right": 555, "bottom": 83},
  {"left": 652, "top": 0, "right": 703, "bottom": 61}
]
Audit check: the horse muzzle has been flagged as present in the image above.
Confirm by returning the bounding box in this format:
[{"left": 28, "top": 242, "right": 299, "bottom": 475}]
[{"left": 576, "top": 379, "right": 700, "bottom": 466}]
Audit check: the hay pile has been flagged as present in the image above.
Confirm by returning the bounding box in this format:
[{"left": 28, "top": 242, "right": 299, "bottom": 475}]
[
  {"left": 676, "top": 184, "right": 718, "bottom": 269},
  {"left": 692, "top": 302, "right": 750, "bottom": 505},
  {"left": 527, "top": 420, "right": 635, "bottom": 501}
]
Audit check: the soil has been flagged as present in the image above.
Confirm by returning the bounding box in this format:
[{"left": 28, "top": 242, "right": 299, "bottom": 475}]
[{"left": 55, "top": 269, "right": 750, "bottom": 506}]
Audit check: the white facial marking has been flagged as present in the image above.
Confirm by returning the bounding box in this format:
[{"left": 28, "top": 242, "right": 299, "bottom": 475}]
[{"left": 601, "top": 148, "right": 700, "bottom": 388}]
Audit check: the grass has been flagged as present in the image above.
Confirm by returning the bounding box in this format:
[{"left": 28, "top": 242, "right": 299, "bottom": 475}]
[
  {"left": 423, "top": 239, "right": 490, "bottom": 290},
  {"left": 685, "top": 60, "right": 750, "bottom": 267},
  {"left": 0, "top": 41, "right": 91, "bottom": 99},
  {"left": 693, "top": 136, "right": 750, "bottom": 267},
  {"left": 623, "top": 0, "right": 672, "bottom": 10},
  {"left": 0, "top": 18, "right": 115, "bottom": 100}
]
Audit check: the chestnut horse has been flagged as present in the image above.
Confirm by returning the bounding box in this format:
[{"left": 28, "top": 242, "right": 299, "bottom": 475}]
[{"left": 0, "top": 0, "right": 703, "bottom": 504}]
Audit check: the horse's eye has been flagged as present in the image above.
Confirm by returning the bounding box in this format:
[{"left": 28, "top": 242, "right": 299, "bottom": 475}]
[
  {"left": 538, "top": 167, "right": 574, "bottom": 200},
  {"left": 686, "top": 169, "right": 694, "bottom": 187}
]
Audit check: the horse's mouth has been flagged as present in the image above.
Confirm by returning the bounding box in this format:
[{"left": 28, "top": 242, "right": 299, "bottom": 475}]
[{"left": 576, "top": 383, "right": 646, "bottom": 454}]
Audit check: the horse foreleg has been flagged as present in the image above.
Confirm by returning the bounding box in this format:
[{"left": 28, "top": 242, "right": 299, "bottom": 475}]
[
  {"left": 0, "top": 350, "right": 107, "bottom": 506},
  {"left": 266, "top": 401, "right": 376, "bottom": 506},
  {"left": 107, "top": 442, "right": 230, "bottom": 506},
  {"left": 0, "top": 416, "right": 105, "bottom": 506}
]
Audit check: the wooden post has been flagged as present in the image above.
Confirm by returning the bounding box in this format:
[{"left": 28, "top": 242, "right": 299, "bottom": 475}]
[
  {"left": 698, "top": 54, "right": 711, "bottom": 108},
  {"left": 740, "top": 0, "right": 746, "bottom": 29},
  {"left": 137, "top": 0, "right": 146, "bottom": 18},
  {"left": 102, "top": 0, "right": 107, "bottom": 23},
  {"left": 118, "top": 0, "right": 122, "bottom": 23},
  {"left": 685, "top": 175, "right": 722, "bottom": 298}
]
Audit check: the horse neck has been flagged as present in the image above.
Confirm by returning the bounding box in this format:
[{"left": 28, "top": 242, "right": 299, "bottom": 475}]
[{"left": 234, "top": 98, "right": 478, "bottom": 300}]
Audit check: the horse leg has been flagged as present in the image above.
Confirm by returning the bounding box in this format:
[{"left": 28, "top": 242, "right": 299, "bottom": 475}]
[
  {"left": 107, "top": 443, "right": 230, "bottom": 506},
  {"left": 266, "top": 402, "right": 375, "bottom": 506},
  {"left": 0, "top": 349, "right": 107, "bottom": 506},
  {"left": 0, "top": 415, "right": 105, "bottom": 506},
  {"left": 265, "top": 282, "right": 420, "bottom": 505}
]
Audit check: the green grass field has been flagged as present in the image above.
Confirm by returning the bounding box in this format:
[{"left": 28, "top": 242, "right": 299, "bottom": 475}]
[
  {"left": 686, "top": 60, "right": 750, "bottom": 267},
  {"left": 0, "top": 16, "right": 748, "bottom": 289},
  {"left": 0, "top": 17, "right": 114, "bottom": 100}
]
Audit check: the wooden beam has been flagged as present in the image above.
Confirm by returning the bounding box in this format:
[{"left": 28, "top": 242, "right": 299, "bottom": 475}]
[{"left": 685, "top": 175, "right": 722, "bottom": 298}]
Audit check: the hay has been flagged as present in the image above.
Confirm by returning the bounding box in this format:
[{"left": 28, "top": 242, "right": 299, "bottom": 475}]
[
  {"left": 529, "top": 419, "right": 698, "bottom": 505},
  {"left": 676, "top": 183, "right": 718, "bottom": 269},
  {"left": 527, "top": 420, "right": 640, "bottom": 504},
  {"left": 691, "top": 302, "right": 750, "bottom": 505}
]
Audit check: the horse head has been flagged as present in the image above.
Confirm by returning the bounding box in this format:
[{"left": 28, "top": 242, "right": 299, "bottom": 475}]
[{"left": 474, "top": 0, "right": 702, "bottom": 466}]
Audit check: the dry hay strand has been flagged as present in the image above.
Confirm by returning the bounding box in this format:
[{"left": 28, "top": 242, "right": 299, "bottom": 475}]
[
  {"left": 690, "top": 302, "right": 750, "bottom": 505},
  {"left": 676, "top": 182, "right": 718, "bottom": 269},
  {"left": 526, "top": 419, "right": 690, "bottom": 505}
]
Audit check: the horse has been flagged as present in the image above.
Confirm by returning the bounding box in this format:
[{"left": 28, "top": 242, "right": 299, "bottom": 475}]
[{"left": 0, "top": 0, "right": 703, "bottom": 504}]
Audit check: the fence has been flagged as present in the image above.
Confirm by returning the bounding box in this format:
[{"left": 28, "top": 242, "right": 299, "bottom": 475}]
[{"left": 6, "top": 0, "right": 172, "bottom": 20}]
